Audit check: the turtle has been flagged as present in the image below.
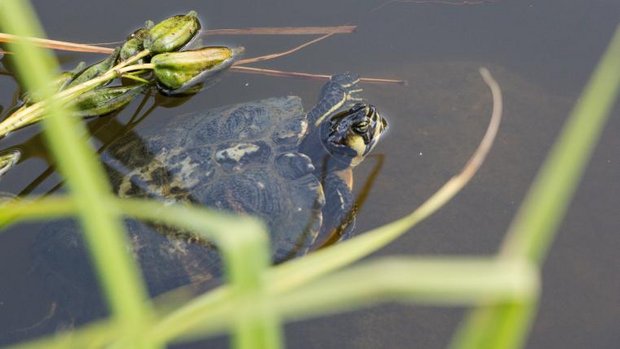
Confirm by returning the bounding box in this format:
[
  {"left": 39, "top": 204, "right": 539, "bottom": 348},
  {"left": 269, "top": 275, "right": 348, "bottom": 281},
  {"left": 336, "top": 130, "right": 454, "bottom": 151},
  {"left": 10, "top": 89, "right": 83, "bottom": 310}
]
[{"left": 24, "top": 73, "right": 387, "bottom": 335}]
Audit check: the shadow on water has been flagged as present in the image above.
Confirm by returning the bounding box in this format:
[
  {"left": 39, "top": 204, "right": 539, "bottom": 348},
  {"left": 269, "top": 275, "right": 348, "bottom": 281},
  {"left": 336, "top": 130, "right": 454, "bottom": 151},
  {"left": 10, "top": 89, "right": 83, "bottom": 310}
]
[{"left": 0, "top": 0, "right": 619, "bottom": 348}]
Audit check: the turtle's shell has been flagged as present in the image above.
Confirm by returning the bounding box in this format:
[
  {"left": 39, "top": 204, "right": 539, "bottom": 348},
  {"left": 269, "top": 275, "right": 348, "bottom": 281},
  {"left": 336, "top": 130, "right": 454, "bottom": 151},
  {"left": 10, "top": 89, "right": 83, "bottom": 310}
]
[
  {"left": 23, "top": 73, "right": 380, "bottom": 339},
  {"left": 102, "top": 95, "right": 325, "bottom": 292}
]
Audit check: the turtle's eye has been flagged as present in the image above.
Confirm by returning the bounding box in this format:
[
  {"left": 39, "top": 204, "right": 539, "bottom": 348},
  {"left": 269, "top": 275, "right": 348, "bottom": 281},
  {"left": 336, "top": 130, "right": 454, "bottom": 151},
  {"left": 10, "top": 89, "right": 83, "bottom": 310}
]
[{"left": 353, "top": 120, "right": 369, "bottom": 134}]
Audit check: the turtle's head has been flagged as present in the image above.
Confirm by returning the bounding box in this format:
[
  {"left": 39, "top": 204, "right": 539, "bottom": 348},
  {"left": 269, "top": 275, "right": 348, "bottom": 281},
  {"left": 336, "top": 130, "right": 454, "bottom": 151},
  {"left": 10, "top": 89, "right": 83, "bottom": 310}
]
[{"left": 320, "top": 103, "right": 387, "bottom": 168}]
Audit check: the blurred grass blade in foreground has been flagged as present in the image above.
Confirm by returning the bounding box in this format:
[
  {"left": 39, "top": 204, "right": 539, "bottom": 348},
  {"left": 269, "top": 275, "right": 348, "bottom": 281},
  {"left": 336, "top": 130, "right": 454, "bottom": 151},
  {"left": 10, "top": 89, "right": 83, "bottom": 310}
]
[
  {"left": 0, "top": 1, "right": 155, "bottom": 348},
  {"left": 452, "top": 24, "right": 620, "bottom": 349}
]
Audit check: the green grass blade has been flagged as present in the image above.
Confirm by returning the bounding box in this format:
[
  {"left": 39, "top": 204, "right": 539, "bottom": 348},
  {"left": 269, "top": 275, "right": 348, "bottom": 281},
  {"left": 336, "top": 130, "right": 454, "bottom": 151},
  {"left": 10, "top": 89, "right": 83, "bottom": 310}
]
[
  {"left": 3, "top": 197, "right": 536, "bottom": 347},
  {"left": 0, "top": 196, "right": 74, "bottom": 226},
  {"left": 450, "top": 302, "right": 537, "bottom": 349},
  {"left": 452, "top": 24, "right": 620, "bottom": 349},
  {"left": 0, "top": 1, "right": 154, "bottom": 347},
  {"left": 5, "top": 257, "right": 535, "bottom": 348},
  {"left": 111, "top": 198, "right": 282, "bottom": 349},
  {"left": 501, "top": 24, "right": 620, "bottom": 264},
  {"left": 274, "top": 258, "right": 537, "bottom": 312},
  {"left": 159, "top": 257, "right": 537, "bottom": 344},
  {"left": 0, "top": 196, "right": 281, "bottom": 348}
]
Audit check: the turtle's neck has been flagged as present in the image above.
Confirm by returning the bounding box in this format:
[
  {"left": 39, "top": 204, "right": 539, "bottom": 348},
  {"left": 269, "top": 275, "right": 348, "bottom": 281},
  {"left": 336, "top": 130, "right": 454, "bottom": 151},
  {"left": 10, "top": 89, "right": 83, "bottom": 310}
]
[{"left": 299, "top": 123, "right": 351, "bottom": 179}]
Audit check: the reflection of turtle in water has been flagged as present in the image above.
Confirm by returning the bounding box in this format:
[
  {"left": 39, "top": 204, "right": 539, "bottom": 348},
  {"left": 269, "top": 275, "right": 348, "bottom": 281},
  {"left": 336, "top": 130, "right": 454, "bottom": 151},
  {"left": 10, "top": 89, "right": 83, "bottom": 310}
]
[{"left": 35, "top": 73, "right": 387, "bottom": 308}]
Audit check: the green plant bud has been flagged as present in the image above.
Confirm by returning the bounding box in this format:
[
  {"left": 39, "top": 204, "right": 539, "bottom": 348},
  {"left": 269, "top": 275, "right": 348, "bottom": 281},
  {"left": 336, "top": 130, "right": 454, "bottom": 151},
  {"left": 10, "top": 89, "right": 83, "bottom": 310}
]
[
  {"left": 0, "top": 149, "right": 20, "bottom": 177},
  {"left": 73, "top": 84, "right": 146, "bottom": 118},
  {"left": 152, "top": 46, "right": 238, "bottom": 95},
  {"left": 67, "top": 48, "right": 120, "bottom": 88},
  {"left": 120, "top": 27, "right": 150, "bottom": 61},
  {"left": 144, "top": 11, "right": 201, "bottom": 54}
]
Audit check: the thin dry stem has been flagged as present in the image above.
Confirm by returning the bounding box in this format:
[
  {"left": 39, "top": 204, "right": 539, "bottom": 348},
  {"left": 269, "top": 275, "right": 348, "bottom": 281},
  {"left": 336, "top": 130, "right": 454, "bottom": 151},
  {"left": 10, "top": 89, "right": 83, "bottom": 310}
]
[
  {"left": 83, "top": 26, "right": 353, "bottom": 47},
  {"left": 0, "top": 26, "right": 357, "bottom": 55},
  {"left": 415, "top": 67, "right": 502, "bottom": 212},
  {"left": 204, "top": 26, "right": 356, "bottom": 35},
  {"left": 0, "top": 33, "right": 113, "bottom": 54},
  {"left": 234, "top": 33, "right": 334, "bottom": 65},
  {"left": 459, "top": 67, "right": 502, "bottom": 179},
  {"left": 370, "top": 0, "right": 498, "bottom": 13},
  {"left": 231, "top": 66, "right": 406, "bottom": 85},
  {"left": 0, "top": 27, "right": 405, "bottom": 84}
]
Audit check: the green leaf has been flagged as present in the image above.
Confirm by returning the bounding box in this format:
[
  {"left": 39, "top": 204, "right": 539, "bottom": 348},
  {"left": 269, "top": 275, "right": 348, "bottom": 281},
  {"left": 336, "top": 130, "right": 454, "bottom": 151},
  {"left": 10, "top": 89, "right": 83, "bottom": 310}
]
[
  {"left": 73, "top": 84, "right": 146, "bottom": 117},
  {"left": 66, "top": 48, "right": 120, "bottom": 88}
]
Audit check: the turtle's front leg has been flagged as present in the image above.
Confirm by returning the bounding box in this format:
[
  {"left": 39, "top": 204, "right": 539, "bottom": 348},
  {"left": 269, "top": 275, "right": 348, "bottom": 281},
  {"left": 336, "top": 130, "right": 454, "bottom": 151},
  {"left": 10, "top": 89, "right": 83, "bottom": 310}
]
[{"left": 315, "top": 171, "right": 357, "bottom": 248}]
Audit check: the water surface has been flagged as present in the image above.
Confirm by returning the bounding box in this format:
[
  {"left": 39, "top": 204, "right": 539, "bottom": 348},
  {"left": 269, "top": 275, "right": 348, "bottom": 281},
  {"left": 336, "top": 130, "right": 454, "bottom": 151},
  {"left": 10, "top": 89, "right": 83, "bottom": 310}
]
[{"left": 0, "top": 1, "right": 619, "bottom": 348}]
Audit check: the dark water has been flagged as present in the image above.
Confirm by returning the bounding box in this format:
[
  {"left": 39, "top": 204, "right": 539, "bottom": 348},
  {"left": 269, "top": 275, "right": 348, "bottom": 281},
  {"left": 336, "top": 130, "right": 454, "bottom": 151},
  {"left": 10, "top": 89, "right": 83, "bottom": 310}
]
[{"left": 0, "top": 0, "right": 619, "bottom": 348}]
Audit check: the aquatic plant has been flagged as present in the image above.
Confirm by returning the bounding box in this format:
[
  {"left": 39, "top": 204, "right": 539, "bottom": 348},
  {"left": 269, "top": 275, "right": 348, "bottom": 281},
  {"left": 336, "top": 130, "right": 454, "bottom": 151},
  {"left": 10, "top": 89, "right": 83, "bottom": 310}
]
[{"left": 0, "top": 10, "right": 235, "bottom": 138}]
